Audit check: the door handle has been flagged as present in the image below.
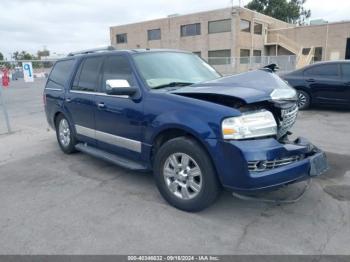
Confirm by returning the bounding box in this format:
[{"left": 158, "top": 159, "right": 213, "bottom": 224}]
[
  {"left": 306, "top": 78, "right": 316, "bottom": 83},
  {"left": 345, "top": 82, "right": 350, "bottom": 86},
  {"left": 65, "top": 98, "right": 72, "bottom": 103},
  {"left": 97, "top": 102, "right": 105, "bottom": 109}
]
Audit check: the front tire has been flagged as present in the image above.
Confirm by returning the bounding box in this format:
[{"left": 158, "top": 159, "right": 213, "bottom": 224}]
[
  {"left": 55, "top": 114, "right": 77, "bottom": 154},
  {"left": 154, "top": 137, "right": 221, "bottom": 212},
  {"left": 297, "top": 90, "right": 310, "bottom": 110}
]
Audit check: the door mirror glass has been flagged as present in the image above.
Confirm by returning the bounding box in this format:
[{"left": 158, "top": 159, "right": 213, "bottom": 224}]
[{"left": 105, "top": 79, "right": 137, "bottom": 96}]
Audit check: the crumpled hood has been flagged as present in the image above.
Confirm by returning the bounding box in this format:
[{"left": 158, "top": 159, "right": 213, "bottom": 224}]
[{"left": 173, "top": 69, "right": 292, "bottom": 104}]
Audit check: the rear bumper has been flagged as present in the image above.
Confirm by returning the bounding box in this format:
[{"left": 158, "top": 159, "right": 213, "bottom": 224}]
[{"left": 206, "top": 137, "right": 328, "bottom": 192}]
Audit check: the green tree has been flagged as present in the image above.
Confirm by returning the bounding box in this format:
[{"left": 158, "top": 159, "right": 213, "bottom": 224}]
[
  {"left": 0, "top": 52, "right": 4, "bottom": 61},
  {"left": 245, "top": 0, "right": 311, "bottom": 25}
]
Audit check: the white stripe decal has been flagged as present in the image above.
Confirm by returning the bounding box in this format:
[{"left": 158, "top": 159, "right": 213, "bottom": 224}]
[{"left": 75, "top": 125, "right": 141, "bottom": 153}]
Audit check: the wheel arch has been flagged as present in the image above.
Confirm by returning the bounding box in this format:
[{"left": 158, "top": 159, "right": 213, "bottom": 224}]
[{"left": 150, "top": 127, "right": 221, "bottom": 183}]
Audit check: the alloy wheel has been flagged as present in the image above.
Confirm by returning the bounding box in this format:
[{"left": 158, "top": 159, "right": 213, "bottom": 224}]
[
  {"left": 58, "top": 119, "right": 71, "bottom": 147},
  {"left": 163, "top": 153, "right": 202, "bottom": 200}
]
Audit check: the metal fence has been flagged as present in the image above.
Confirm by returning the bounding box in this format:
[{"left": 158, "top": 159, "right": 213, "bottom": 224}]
[
  {"left": 205, "top": 55, "right": 297, "bottom": 75},
  {"left": 0, "top": 55, "right": 296, "bottom": 84}
]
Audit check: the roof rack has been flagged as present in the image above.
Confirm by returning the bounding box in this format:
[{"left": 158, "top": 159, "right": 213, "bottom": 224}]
[{"left": 67, "top": 46, "right": 115, "bottom": 56}]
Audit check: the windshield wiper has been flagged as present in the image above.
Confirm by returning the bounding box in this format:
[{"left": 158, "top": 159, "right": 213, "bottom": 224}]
[{"left": 152, "top": 82, "right": 194, "bottom": 90}]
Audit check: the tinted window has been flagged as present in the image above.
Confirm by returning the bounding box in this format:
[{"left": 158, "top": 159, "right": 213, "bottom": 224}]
[
  {"left": 253, "top": 50, "right": 262, "bottom": 63},
  {"left": 304, "top": 64, "right": 339, "bottom": 78},
  {"left": 208, "top": 49, "right": 231, "bottom": 65},
  {"left": 102, "top": 56, "right": 134, "bottom": 91},
  {"left": 116, "top": 33, "right": 127, "bottom": 44},
  {"left": 181, "top": 23, "right": 201, "bottom": 37},
  {"left": 49, "top": 59, "right": 75, "bottom": 87},
  {"left": 254, "top": 22, "right": 263, "bottom": 34},
  {"left": 72, "top": 57, "right": 104, "bottom": 92},
  {"left": 148, "top": 29, "right": 161, "bottom": 41},
  {"left": 208, "top": 19, "right": 231, "bottom": 34},
  {"left": 341, "top": 63, "right": 350, "bottom": 79},
  {"left": 240, "top": 20, "right": 251, "bottom": 33},
  {"left": 240, "top": 49, "right": 250, "bottom": 64}
]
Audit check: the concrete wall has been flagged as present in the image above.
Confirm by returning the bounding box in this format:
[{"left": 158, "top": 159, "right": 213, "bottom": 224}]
[
  {"left": 109, "top": 7, "right": 291, "bottom": 60},
  {"left": 270, "top": 21, "right": 350, "bottom": 60}
]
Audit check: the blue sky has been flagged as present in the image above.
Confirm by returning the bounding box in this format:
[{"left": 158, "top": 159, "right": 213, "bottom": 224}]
[{"left": 0, "top": 0, "right": 349, "bottom": 59}]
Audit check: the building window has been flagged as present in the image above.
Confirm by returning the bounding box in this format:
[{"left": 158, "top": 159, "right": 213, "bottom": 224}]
[
  {"left": 208, "top": 19, "right": 231, "bottom": 34},
  {"left": 240, "top": 19, "right": 251, "bottom": 33},
  {"left": 193, "top": 51, "right": 201, "bottom": 57},
  {"left": 181, "top": 23, "right": 201, "bottom": 37},
  {"left": 240, "top": 49, "right": 250, "bottom": 64},
  {"left": 253, "top": 50, "right": 262, "bottom": 63},
  {"left": 116, "top": 33, "right": 127, "bottom": 44},
  {"left": 208, "top": 49, "right": 231, "bottom": 65},
  {"left": 148, "top": 29, "right": 161, "bottom": 41},
  {"left": 314, "top": 47, "right": 323, "bottom": 62},
  {"left": 254, "top": 22, "right": 263, "bottom": 35}
]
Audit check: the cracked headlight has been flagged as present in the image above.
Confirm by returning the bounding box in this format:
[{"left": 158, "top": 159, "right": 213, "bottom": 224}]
[
  {"left": 270, "top": 88, "right": 297, "bottom": 101},
  {"left": 222, "top": 110, "right": 277, "bottom": 140}
]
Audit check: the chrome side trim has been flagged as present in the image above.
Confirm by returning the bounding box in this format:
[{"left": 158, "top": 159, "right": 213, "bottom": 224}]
[
  {"left": 95, "top": 130, "right": 141, "bottom": 153},
  {"left": 45, "top": 88, "right": 62, "bottom": 91},
  {"left": 75, "top": 125, "right": 95, "bottom": 139},
  {"left": 69, "top": 90, "right": 128, "bottom": 98},
  {"left": 75, "top": 125, "right": 141, "bottom": 153}
]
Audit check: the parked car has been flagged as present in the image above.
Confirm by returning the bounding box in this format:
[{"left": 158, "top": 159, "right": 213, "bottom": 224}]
[
  {"left": 44, "top": 48, "right": 328, "bottom": 211},
  {"left": 282, "top": 61, "right": 350, "bottom": 109}
]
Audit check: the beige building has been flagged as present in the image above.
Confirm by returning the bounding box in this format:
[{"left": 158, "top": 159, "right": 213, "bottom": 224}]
[{"left": 110, "top": 7, "right": 350, "bottom": 73}]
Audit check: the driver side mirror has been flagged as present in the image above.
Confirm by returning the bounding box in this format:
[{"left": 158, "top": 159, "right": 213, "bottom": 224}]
[{"left": 105, "top": 79, "right": 138, "bottom": 96}]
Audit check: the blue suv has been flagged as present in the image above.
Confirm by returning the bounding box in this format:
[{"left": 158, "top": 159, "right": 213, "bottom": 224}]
[{"left": 44, "top": 48, "right": 328, "bottom": 211}]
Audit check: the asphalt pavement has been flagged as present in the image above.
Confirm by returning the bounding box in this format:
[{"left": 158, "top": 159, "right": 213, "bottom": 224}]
[{"left": 0, "top": 79, "right": 349, "bottom": 254}]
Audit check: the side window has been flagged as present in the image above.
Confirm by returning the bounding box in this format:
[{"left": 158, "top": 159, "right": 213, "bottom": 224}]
[
  {"left": 304, "top": 64, "right": 340, "bottom": 78},
  {"left": 102, "top": 56, "right": 134, "bottom": 91},
  {"left": 341, "top": 64, "right": 350, "bottom": 80},
  {"left": 48, "top": 59, "right": 75, "bottom": 88},
  {"left": 72, "top": 56, "right": 104, "bottom": 92}
]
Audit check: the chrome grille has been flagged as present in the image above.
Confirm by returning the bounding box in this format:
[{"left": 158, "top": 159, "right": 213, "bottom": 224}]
[
  {"left": 277, "top": 104, "right": 298, "bottom": 138},
  {"left": 248, "top": 155, "right": 302, "bottom": 172}
]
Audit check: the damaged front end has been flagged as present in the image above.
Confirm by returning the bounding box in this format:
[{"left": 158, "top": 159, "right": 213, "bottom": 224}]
[{"left": 174, "top": 68, "right": 328, "bottom": 191}]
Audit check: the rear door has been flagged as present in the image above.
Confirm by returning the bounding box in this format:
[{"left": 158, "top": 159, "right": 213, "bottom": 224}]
[
  {"left": 303, "top": 63, "right": 345, "bottom": 104},
  {"left": 94, "top": 55, "right": 144, "bottom": 161},
  {"left": 340, "top": 63, "right": 350, "bottom": 104},
  {"left": 65, "top": 56, "right": 104, "bottom": 145}
]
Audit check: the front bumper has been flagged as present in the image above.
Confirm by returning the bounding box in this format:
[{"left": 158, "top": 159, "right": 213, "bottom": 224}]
[{"left": 206, "top": 137, "right": 328, "bottom": 192}]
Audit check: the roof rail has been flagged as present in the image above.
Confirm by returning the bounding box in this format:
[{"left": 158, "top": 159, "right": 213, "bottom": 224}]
[{"left": 67, "top": 46, "right": 115, "bottom": 56}]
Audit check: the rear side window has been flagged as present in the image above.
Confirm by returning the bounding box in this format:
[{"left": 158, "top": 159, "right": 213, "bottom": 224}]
[
  {"left": 101, "top": 55, "right": 134, "bottom": 91},
  {"left": 304, "top": 64, "right": 340, "bottom": 78},
  {"left": 72, "top": 56, "right": 104, "bottom": 92},
  {"left": 341, "top": 64, "right": 350, "bottom": 80},
  {"left": 48, "top": 59, "right": 75, "bottom": 87}
]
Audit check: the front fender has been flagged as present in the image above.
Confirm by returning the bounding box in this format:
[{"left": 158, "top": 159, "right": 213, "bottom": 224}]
[{"left": 146, "top": 110, "right": 219, "bottom": 145}]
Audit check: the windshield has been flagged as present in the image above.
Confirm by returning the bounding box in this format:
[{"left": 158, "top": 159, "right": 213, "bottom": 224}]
[{"left": 132, "top": 52, "right": 221, "bottom": 89}]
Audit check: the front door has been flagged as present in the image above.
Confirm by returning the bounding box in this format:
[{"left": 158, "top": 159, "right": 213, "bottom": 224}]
[
  {"left": 65, "top": 56, "right": 104, "bottom": 145},
  {"left": 94, "top": 55, "right": 144, "bottom": 161},
  {"left": 303, "top": 63, "right": 345, "bottom": 104}
]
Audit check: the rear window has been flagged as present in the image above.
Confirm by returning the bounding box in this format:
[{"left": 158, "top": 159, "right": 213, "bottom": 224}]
[{"left": 49, "top": 59, "right": 75, "bottom": 87}]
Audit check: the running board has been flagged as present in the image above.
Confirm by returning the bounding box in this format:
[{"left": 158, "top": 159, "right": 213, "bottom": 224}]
[{"left": 75, "top": 143, "right": 148, "bottom": 171}]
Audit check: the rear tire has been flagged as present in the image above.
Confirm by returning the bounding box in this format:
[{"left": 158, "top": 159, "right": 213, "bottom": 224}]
[
  {"left": 297, "top": 90, "right": 310, "bottom": 110},
  {"left": 153, "top": 137, "right": 221, "bottom": 212},
  {"left": 55, "top": 114, "right": 77, "bottom": 154}
]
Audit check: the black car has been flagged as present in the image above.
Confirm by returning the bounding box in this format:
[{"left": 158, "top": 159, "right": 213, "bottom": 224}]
[{"left": 282, "top": 61, "right": 350, "bottom": 109}]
